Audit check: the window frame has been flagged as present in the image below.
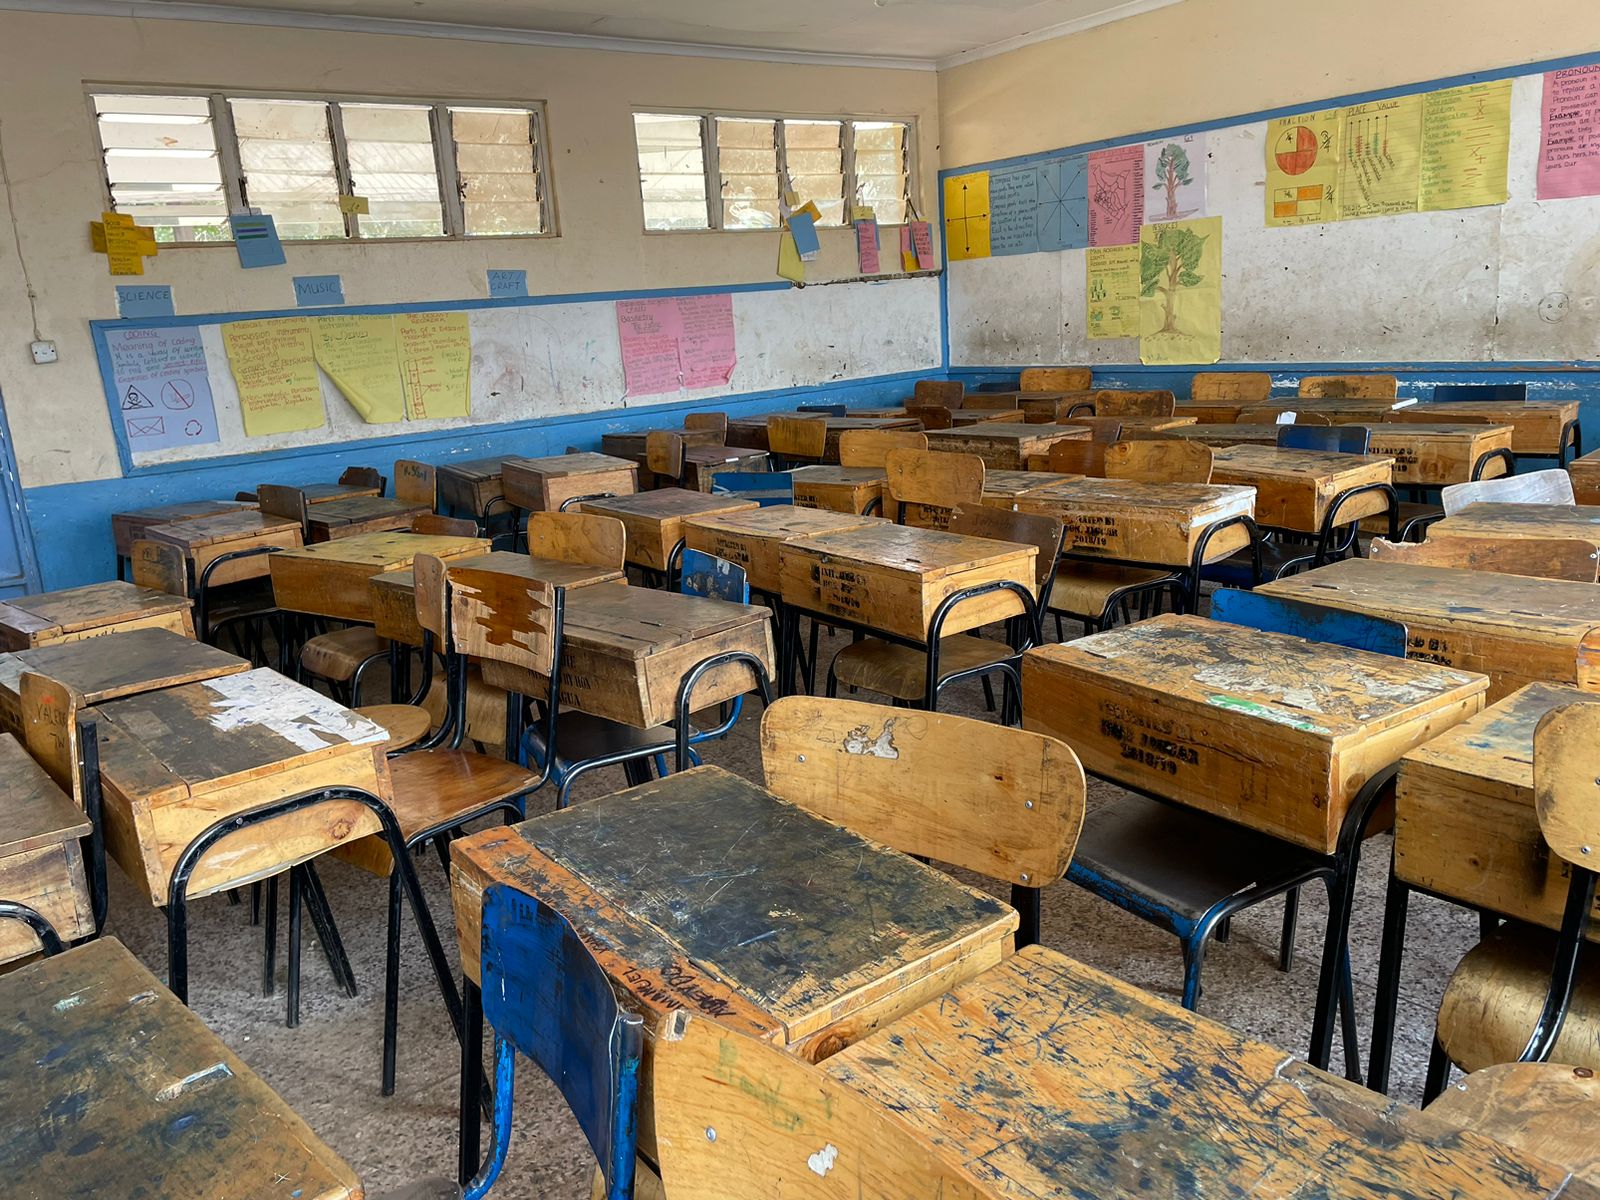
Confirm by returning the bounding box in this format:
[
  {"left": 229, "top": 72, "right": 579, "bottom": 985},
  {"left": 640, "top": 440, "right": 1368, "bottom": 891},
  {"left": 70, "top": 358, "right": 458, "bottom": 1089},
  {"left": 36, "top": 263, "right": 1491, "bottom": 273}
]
[
  {"left": 632, "top": 106, "right": 919, "bottom": 234},
  {"left": 85, "top": 83, "right": 558, "bottom": 244}
]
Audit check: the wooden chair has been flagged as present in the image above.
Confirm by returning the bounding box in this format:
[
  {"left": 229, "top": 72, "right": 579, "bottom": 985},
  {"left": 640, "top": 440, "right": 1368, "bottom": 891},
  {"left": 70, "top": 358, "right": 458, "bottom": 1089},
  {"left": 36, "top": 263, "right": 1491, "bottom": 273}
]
[
  {"left": 767, "top": 415, "right": 828, "bottom": 469},
  {"left": 645, "top": 430, "right": 689, "bottom": 486},
  {"left": 526, "top": 510, "right": 627, "bottom": 571},
  {"left": 1104, "top": 438, "right": 1214, "bottom": 483},
  {"left": 683, "top": 411, "right": 729, "bottom": 437},
  {"left": 1442, "top": 469, "right": 1575, "bottom": 516},
  {"left": 1021, "top": 366, "right": 1091, "bottom": 392},
  {"left": 884, "top": 448, "right": 985, "bottom": 529},
  {"left": 1426, "top": 1062, "right": 1600, "bottom": 1187},
  {"left": 654, "top": 1013, "right": 986, "bottom": 1200},
  {"left": 1043, "top": 438, "right": 1111, "bottom": 475},
  {"left": 467, "top": 883, "right": 643, "bottom": 1200},
  {"left": 1060, "top": 416, "right": 1124, "bottom": 444},
  {"left": 905, "top": 404, "right": 953, "bottom": 430},
  {"left": 764, "top": 693, "right": 1084, "bottom": 946},
  {"left": 1094, "top": 389, "right": 1177, "bottom": 418},
  {"left": 912, "top": 379, "right": 963, "bottom": 407},
  {"left": 256, "top": 483, "right": 310, "bottom": 537},
  {"left": 1370, "top": 536, "right": 1600, "bottom": 582},
  {"left": 827, "top": 504, "right": 1061, "bottom": 718},
  {"left": 340, "top": 465, "right": 386, "bottom": 496},
  {"left": 131, "top": 537, "right": 283, "bottom": 667},
  {"left": 837, "top": 428, "right": 927, "bottom": 469},
  {"left": 394, "top": 459, "right": 438, "bottom": 508},
  {"left": 1191, "top": 371, "right": 1272, "bottom": 403},
  {"left": 1298, "top": 374, "right": 1398, "bottom": 399},
  {"left": 1425, "top": 702, "right": 1600, "bottom": 1099}
]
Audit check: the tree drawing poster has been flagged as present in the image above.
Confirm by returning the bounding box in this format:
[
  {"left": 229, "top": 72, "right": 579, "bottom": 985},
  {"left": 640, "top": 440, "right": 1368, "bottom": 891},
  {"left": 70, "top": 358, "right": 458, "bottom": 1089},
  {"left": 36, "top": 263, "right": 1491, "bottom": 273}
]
[
  {"left": 1139, "top": 217, "right": 1222, "bottom": 365},
  {"left": 1087, "top": 145, "right": 1144, "bottom": 246},
  {"left": 1143, "top": 134, "right": 1207, "bottom": 223},
  {"left": 1265, "top": 109, "right": 1342, "bottom": 226}
]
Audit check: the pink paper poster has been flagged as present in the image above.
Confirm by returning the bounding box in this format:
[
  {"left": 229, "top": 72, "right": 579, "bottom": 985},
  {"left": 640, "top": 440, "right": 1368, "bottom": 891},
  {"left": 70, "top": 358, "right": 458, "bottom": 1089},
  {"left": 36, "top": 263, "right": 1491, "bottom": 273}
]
[
  {"left": 1538, "top": 65, "right": 1600, "bottom": 200},
  {"left": 910, "top": 221, "right": 937, "bottom": 269},
  {"left": 855, "top": 219, "right": 881, "bottom": 273},
  {"left": 616, "top": 295, "right": 736, "bottom": 397},
  {"left": 1087, "top": 144, "right": 1145, "bottom": 246}
]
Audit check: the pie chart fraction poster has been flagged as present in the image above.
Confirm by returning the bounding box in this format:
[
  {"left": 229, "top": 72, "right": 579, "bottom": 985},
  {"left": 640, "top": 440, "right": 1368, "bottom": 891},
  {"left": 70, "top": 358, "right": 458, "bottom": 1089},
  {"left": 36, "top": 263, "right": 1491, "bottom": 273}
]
[{"left": 1265, "top": 109, "right": 1342, "bottom": 226}]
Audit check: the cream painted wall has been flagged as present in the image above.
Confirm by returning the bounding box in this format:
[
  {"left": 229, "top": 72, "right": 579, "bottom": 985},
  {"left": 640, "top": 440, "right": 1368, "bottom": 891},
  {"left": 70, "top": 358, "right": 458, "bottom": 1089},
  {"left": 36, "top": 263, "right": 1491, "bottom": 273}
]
[
  {"left": 0, "top": 9, "right": 937, "bottom": 489},
  {"left": 939, "top": 0, "right": 1600, "bottom": 168}
]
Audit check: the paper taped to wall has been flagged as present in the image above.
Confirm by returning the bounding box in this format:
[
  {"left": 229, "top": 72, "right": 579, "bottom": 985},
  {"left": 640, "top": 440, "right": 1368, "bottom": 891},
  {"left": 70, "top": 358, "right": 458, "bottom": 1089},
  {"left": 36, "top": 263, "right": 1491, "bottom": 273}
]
[
  {"left": 222, "top": 317, "right": 327, "bottom": 436},
  {"left": 311, "top": 315, "right": 405, "bottom": 423},
  {"left": 104, "top": 326, "right": 220, "bottom": 450},
  {"left": 397, "top": 312, "right": 472, "bottom": 420}
]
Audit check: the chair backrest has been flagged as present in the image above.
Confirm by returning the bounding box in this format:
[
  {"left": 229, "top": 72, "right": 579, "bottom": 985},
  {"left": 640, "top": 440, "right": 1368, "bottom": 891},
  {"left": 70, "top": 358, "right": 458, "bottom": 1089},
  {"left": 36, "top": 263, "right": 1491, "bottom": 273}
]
[
  {"left": 767, "top": 415, "right": 828, "bottom": 462},
  {"left": 679, "top": 549, "right": 749, "bottom": 603},
  {"left": 1095, "top": 389, "right": 1176, "bottom": 417},
  {"left": 479, "top": 884, "right": 643, "bottom": 1200},
  {"left": 905, "top": 404, "right": 953, "bottom": 431},
  {"left": 1369, "top": 535, "right": 1600, "bottom": 582},
  {"left": 412, "top": 552, "right": 450, "bottom": 643},
  {"left": 1210, "top": 588, "right": 1406, "bottom": 656},
  {"left": 1534, "top": 704, "right": 1600, "bottom": 872},
  {"left": 19, "top": 672, "right": 84, "bottom": 805},
  {"left": 339, "top": 465, "right": 384, "bottom": 494},
  {"left": 1021, "top": 366, "right": 1091, "bottom": 392},
  {"left": 256, "top": 484, "right": 308, "bottom": 529},
  {"left": 709, "top": 472, "right": 794, "bottom": 506},
  {"left": 884, "top": 449, "right": 985, "bottom": 527},
  {"left": 129, "top": 538, "right": 189, "bottom": 598},
  {"left": 683, "top": 411, "right": 729, "bottom": 436},
  {"left": 912, "top": 379, "right": 963, "bottom": 407},
  {"left": 394, "top": 459, "right": 437, "bottom": 507},
  {"left": 1046, "top": 438, "right": 1110, "bottom": 476},
  {"left": 839, "top": 429, "right": 928, "bottom": 468},
  {"left": 1104, "top": 439, "right": 1213, "bottom": 483},
  {"left": 645, "top": 430, "right": 686, "bottom": 480},
  {"left": 1190, "top": 371, "right": 1271, "bottom": 402},
  {"left": 948, "top": 504, "right": 1064, "bottom": 592},
  {"left": 795, "top": 403, "right": 847, "bottom": 416},
  {"left": 526, "top": 511, "right": 627, "bottom": 571},
  {"left": 1434, "top": 383, "right": 1528, "bottom": 403},
  {"left": 1277, "top": 423, "right": 1372, "bottom": 454},
  {"left": 411, "top": 513, "right": 479, "bottom": 537},
  {"left": 654, "top": 1013, "right": 989, "bottom": 1200},
  {"left": 761, "top": 695, "right": 1085, "bottom": 888},
  {"left": 447, "top": 563, "right": 561, "bottom": 679},
  {"left": 1442, "top": 468, "right": 1575, "bottom": 516},
  {"left": 1063, "top": 416, "right": 1125, "bottom": 444},
  {"left": 961, "top": 392, "right": 1019, "bottom": 410},
  {"left": 1298, "top": 374, "right": 1398, "bottom": 399}
]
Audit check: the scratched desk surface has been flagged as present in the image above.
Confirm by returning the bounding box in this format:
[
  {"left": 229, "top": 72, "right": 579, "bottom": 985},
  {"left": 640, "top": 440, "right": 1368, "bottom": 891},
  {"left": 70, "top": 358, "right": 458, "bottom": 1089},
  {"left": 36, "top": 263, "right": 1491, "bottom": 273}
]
[
  {"left": 0, "top": 581, "right": 195, "bottom": 651},
  {"left": 1429, "top": 502, "right": 1600, "bottom": 550},
  {"left": 451, "top": 765, "right": 1015, "bottom": 1048},
  {"left": 824, "top": 944, "right": 1598, "bottom": 1200},
  {"left": 0, "top": 938, "right": 361, "bottom": 1200}
]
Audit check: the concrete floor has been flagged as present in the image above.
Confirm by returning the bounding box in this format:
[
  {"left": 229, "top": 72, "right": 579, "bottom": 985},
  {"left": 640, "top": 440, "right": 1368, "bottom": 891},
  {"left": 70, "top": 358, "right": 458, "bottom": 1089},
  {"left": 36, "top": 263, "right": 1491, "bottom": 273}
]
[{"left": 99, "top": 626, "right": 1482, "bottom": 1197}]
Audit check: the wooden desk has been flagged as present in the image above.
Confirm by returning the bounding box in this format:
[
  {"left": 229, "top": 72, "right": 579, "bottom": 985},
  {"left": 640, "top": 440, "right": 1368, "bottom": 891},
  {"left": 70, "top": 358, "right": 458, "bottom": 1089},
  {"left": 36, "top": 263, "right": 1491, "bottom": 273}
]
[
  {"left": 1155, "top": 422, "right": 1283, "bottom": 446},
  {"left": 925, "top": 422, "right": 1090, "bottom": 470},
  {"left": 1023, "top": 614, "right": 1485, "bottom": 852},
  {"left": 0, "top": 582, "right": 195, "bottom": 652},
  {"left": 1365, "top": 423, "right": 1515, "bottom": 487},
  {"left": 436, "top": 456, "right": 515, "bottom": 518},
  {"left": 577, "top": 489, "right": 758, "bottom": 573},
  {"left": 502, "top": 452, "right": 639, "bottom": 512},
  {"left": 942, "top": 407, "right": 1022, "bottom": 426},
  {"left": 824, "top": 944, "right": 1588, "bottom": 1200},
  {"left": 94, "top": 668, "right": 389, "bottom": 902},
  {"left": 1016, "top": 479, "right": 1255, "bottom": 567},
  {"left": 1257, "top": 558, "right": 1600, "bottom": 701},
  {"left": 679, "top": 444, "right": 770, "bottom": 491},
  {"left": 789, "top": 465, "right": 886, "bottom": 514},
  {"left": 1174, "top": 398, "right": 1250, "bottom": 423},
  {"left": 1245, "top": 397, "right": 1415, "bottom": 424},
  {"left": 477, "top": 584, "right": 774, "bottom": 728},
  {"left": 0, "top": 938, "right": 360, "bottom": 1200},
  {"left": 1209, "top": 445, "right": 1394, "bottom": 533},
  {"left": 450, "top": 766, "right": 1016, "bottom": 1147},
  {"left": 1387, "top": 400, "right": 1581, "bottom": 456},
  {"left": 146, "top": 510, "right": 303, "bottom": 587},
  {"left": 305, "top": 495, "right": 431, "bottom": 542},
  {"left": 1014, "top": 390, "right": 1092, "bottom": 422},
  {"left": 1069, "top": 415, "right": 1198, "bottom": 438},
  {"left": 0, "top": 627, "right": 248, "bottom": 735},
  {"left": 847, "top": 405, "right": 911, "bottom": 418},
  {"left": 1429, "top": 502, "right": 1600, "bottom": 552},
  {"left": 0, "top": 733, "right": 92, "bottom": 962},
  {"left": 683, "top": 504, "right": 882, "bottom": 594},
  {"left": 235, "top": 482, "right": 378, "bottom": 506},
  {"left": 270, "top": 531, "right": 489, "bottom": 624},
  {"left": 726, "top": 415, "right": 922, "bottom": 461},
  {"left": 981, "top": 469, "right": 1078, "bottom": 507},
  {"left": 1570, "top": 448, "right": 1600, "bottom": 503},
  {"left": 777, "top": 523, "right": 1036, "bottom": 642},
  {"left": 601, "top": 427, "right": 724, "bottom": 465},
  {"left": 111, "top": 498, "right": 254, "bottom": 560},
  {"left": 370, "top": 551, "right": 623, "bottom": 646}
]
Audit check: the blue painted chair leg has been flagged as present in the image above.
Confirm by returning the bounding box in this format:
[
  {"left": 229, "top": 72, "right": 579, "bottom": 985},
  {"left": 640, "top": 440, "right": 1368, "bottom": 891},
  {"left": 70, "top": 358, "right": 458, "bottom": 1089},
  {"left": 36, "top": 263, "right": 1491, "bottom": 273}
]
[
  {"left": 1180, "top": 928, "right": 1208, "bottom": 1010},
  {"left": 463, "top": 1036, "right": 515, "bottom": 1200}
]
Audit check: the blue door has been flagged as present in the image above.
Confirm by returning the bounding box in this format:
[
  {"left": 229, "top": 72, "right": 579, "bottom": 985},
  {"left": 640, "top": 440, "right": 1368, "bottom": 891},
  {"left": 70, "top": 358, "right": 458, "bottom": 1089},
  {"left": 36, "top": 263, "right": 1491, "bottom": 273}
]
[{"left": 0, "top": 387, "right": 41, "bottom": 597}]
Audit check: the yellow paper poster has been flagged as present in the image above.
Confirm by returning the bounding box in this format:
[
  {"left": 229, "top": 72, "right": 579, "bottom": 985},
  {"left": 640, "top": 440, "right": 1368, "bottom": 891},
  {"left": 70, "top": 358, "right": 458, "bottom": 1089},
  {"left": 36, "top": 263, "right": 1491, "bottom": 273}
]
[
  {"left": 1086, "top": 245, "right": 1141, "bottom": 339},
  {"left": 1420, "top": 80, "right": 1512, "bottom": 211},
  {"left": 1139, "top": 217, "right": 1222, "bottom": 365},
  {"left": 777, "top": 229, "right": 805, "bottom": 283},
  {"left": 397, "top": 311, "right": 471, "bottom": 420},
  {"left": 1339, "top": 95, "right": 1423, "bottom": 220},
  {"left": 943, "top": 171, "right": 991, "bottom": 261},
  {"left": 89, "top": 221, "right": 106, "bottom": 252},
  {"left": 103, "top": 219, "right": 145, "bottom": 276},
  {"left": 311, "top": 314, "right": 405, "bottom": 424},
  {"left": 222, "top": 317, "right": 327, "bottom": 437},
  {"left": 338, "top": 194, "right": 371, "bottom": 215},
  {"left": 1265, "top": 110, "right": 1342, "bottom": 226}
]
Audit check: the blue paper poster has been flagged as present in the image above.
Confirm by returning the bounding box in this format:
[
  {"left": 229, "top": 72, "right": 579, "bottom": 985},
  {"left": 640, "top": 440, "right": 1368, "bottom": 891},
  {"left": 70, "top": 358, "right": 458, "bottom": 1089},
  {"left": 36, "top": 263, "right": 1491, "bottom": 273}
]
[
  {"left": 104, "top": 325, "right": 220, "bottom": 452},
  {"left": 1038, "top": 155, "right": 1089, "bottom": 252},
  {"left": 988, "top": 166, "right": 1040, "bottom": 256},
  {"left": 487, "top": 269, "right": 528, "bottom": 299},
  {"left": 293, "top": 274, "right": 345, "bottom": 306},
  {"left": 229, "top": 214, "right": 286, "bottom": 269},
  {"left": 114, "top": 284, "right": 175, "bottom": 319}
]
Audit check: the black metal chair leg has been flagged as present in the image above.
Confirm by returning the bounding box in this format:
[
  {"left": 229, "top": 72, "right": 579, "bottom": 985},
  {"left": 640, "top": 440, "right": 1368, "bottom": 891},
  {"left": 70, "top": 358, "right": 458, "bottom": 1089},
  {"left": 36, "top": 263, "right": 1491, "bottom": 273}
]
[
  {"left": 458, "top": 977, "right": 484, "bottom": 1187},
  {"left": 1478, "top": 910, "right": 1499, "bottom": 939},
  {"left": 383, "top": 872, "right": 402, "bottom": 1097},
  {"left": 251, "top": 880, "right": 262, "bottom": 927},
  {"left": 286, "top": 866, "right": 304, "bottom": 1029},
  {"left": 1339, "top": 947, "right": 1360, "bottom": 1082},
  {"left": 1010, "top": 884, "right": 1041, "bottom": 950},
  {"left": 1423, "top": 1038, "right": 1453, "bottom": 1104},
  {"left": 1366, "top": 869, "right": 1411, "bottom": 1096},
  {"left": 1279, "top": 887, "right": 1300, "bottom": 972},
  {"left": 981, "top": 675, "right": 997, "bottom": 713},
  {"left": 262, "top": 874, "right": 279, "bottom": 997},
  {"left": 301, "top": 863, "right": 358, "bottom": 998}
]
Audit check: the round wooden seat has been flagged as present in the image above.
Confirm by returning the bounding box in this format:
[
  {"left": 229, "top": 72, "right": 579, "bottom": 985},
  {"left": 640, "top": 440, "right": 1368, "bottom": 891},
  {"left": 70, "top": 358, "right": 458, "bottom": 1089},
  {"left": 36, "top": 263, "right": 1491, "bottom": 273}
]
[
  {"left": 831, "top": 633, "right": 1012, "bottom": 701},
  {"left": 1427, "top": 1062, "right": 1600, "bottom": 1185},
  {"left": 301, "top": 625, "right": 387, "bottom": 682},
  {"left": 354, "top": 704, "right": 433, "bottom": 753},
  {"left": 1047, "top": 561, "right": 1179, "bottom": 621}
]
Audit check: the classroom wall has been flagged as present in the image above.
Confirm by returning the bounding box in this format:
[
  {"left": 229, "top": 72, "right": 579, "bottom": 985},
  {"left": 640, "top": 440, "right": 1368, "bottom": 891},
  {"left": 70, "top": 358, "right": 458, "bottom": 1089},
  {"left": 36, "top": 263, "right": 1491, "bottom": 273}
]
[{"left": 0, "top": 8, "right": 938, "bottom": 494}]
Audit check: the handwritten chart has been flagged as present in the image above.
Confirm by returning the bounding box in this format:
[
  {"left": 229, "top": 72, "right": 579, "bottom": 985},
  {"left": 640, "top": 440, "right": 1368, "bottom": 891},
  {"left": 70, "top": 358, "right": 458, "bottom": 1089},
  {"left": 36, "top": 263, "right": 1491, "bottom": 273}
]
[
  {"left": 397, "top": 312, "right": 472, "bottom": 420},
  {"left": 616, "top": 294, "right": 738, "bottom": 397},
  {"left": 221, "top": 318, "right": 326, "bottom": 437},
  {"left": 1086, "top": 246, "right": 1141, "bottom": 339},
  {"left": 1538, "top": 65, "right": 1600, "bottom": 200},
  {"left": 1338, "top": 96, "right": 1422, "bottom": 220},
  {"left": 1088, "top": 145, "right": 1144, "bottom": 246},
  {"left": 988, "top": 165, "right": 1040, "bottom": 256},
  {"left": 1265, "top": 109, "right": 1342, "bottom": 226},
  {"left": 311, "top": 315, "right": 404, "bottom": 424},
  {"left": 104, "top": 326, "right": 219, "bottom": 451},
  {"left": 1420, "top": 81, "right": 1512, "bottom": 211},
  {"left": 943, "top": 172, "right": 992, "bottom": 261}
]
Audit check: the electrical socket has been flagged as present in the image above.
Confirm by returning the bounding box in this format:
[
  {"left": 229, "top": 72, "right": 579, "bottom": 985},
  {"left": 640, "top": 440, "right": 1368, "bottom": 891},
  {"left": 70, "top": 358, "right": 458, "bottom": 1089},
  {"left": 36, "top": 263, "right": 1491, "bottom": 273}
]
[{"left": 29, "top": 340, "right": 56, "bottom": 365}]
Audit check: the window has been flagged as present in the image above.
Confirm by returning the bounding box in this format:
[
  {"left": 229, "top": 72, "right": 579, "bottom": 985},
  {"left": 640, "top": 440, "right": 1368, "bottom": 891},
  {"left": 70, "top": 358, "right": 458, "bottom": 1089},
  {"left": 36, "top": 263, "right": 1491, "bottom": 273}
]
[
  {"left": 633, "top": 110, "right": 916, "bottom": 232},
  {"left": 89, "top": 88, "right": 554, "bottom": 242}
]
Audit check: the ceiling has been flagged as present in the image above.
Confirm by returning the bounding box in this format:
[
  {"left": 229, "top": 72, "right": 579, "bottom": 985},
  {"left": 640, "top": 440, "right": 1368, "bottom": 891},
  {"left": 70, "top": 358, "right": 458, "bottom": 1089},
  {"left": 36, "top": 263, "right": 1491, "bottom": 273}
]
[{"left": 110, "top": 0, "right": 1182, "bottom": 65}]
